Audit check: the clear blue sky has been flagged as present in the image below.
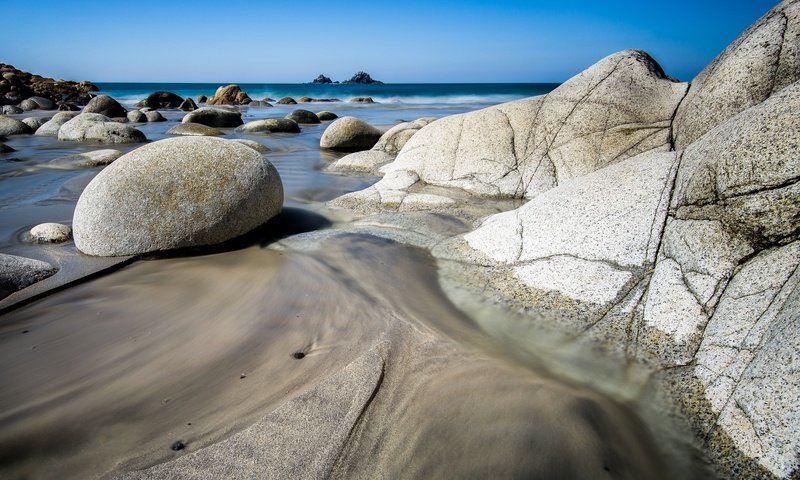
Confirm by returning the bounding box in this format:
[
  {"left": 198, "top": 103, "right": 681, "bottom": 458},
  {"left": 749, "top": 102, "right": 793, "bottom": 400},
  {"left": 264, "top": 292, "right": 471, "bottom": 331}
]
[{"left": 0, "top": 0, "right": 778, "bottom": 83}]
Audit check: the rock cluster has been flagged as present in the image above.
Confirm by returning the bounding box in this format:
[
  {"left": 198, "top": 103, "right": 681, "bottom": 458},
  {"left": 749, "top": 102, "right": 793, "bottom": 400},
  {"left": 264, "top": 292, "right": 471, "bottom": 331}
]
[
  {"left": 0, "top": 63, "right": 97, "bottom": 108},
  {"left": 343, "top": 72, "right": 383, "bottom": 84},
  {"left": 310, "top": 74, "right": 333, "bottom": 84}
]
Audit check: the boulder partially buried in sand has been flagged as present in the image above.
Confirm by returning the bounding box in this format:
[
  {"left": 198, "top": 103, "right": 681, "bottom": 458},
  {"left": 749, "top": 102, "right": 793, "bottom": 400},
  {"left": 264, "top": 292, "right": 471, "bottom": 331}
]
[
  {"left": 29, "top": 222, "right": 72, "bottom": 243},
  {"left": 72, "top": 136, "right": 284, "bottom": 256},
  {"left": 0, "top": 253, "right": 57, "bottom": 299},
  {"left": 320, "top": 116, "right": 382, "bottom": 152},
  {"left": 58, "top": 113, "right": 146, "bottom": 144},
  {"left": 182, "top": 107, "right": 243, "bottom": 128}
]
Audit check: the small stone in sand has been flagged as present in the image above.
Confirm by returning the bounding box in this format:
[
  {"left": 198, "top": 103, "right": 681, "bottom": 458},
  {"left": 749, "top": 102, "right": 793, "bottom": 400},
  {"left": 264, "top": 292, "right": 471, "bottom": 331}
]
[
  {"left": 171, "top": 441, "right": 185, "bottom": 451},
  {"left": 292, "top": 352, "right": 306, "bottom": 359}
]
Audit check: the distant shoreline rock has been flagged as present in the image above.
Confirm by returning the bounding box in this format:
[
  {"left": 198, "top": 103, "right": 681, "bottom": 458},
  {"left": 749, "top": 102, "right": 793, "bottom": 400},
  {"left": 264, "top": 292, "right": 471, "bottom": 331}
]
[
  {"left": 0, "top": 63, "right": 97, "bottom": 108},
  {"left": 307, "top": 72, "right": 384, "bottom": 85},
  {"left": 310, "top": 74, "right": 333, "bottom": 84}
]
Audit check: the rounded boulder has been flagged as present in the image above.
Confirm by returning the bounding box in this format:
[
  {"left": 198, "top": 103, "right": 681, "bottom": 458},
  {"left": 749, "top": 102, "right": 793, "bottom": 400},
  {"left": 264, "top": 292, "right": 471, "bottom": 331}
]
[
  {"left": 320, "top": 116, "right": 382, "bottom": 152},
  {"left": 285, "top": 109, "right": 320, "bottom": 124},
  {"left": 182, "top": 107, "right": 243, "bottom": 128},
  {"left": 83, "top": 95, "right": 127, "bottom": 118},
  {"left": 238, "top": 118, "right": 300, "bottom": 133},
  {"left": 72, "top": 136, "right": 284, "bottom": 256}
]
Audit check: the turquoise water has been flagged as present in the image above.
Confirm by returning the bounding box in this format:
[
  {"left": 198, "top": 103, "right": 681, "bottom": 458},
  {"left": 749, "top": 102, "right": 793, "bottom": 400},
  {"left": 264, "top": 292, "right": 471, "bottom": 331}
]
[{"left": 96, "top": 82, "right": 558, "bottom": 108}]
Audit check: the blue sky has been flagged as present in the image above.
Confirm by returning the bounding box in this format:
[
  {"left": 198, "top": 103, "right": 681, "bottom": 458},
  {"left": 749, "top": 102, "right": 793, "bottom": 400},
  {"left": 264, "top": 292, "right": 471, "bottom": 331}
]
[{"left": 0, "top": 0, "right": 778, "bottom": 83}]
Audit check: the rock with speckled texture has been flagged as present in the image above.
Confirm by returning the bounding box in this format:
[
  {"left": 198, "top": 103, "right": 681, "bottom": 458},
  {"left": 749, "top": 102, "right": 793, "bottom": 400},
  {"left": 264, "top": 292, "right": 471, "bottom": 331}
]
[
  {"left": 0, "top": 253, "right": 57, "bottom": 299},
  {"left": 72, "top": 136, "right": 283, "bottom": 256},
  {"left": 320, "top": 116, "right": 382, "bottom": 152},
  {"left": 58, "top": 113, "right": 146, "bottom": 144},
  {"left": 182, "top": 107, "right": 243, "bottom": 128}
]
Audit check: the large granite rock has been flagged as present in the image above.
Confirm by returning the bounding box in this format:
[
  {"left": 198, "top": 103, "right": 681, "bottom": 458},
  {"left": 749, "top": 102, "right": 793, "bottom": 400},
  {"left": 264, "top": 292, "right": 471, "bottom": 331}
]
[
  {"left": 35, "top": 111, "right": 79, "bottom": 136},
  {"left": 332, "top": 50, "right": 687, "bottom": 212},
  {"left": 72, "top": 136, "right": 284, "bottom": 256},
  {"left": 207, "top": 85, "right": 251, "bottom": 105},
  {"left": 126, "top": 110, "right": 146, "bottom": 122},
  {"left": 136, "top": 91, "right": 184, "bottom": 109},
  {"left": 238, "top": 118, "right": 300, "bottom": 134},
  {"left": 82, "top": 95, "right": 127, "bottom": 118},
  {"left": 58, "top": 113, "right": 146, "bottom": 144},
  {"left": 320, "top": 116, "right": 382, "bottom": 152},
  {"left": 672, "top": 0, "right": 800, "bottom": 148},
  {"left": 182, "top": 107, "right": 243, "bottom": 128},
  {"left": 0, "top": 253, "right": 57, "bottom": 299},
  {"left": 373, "top": 117, "right": 436, "bottom": 155},
  {"left": 0, "top": 115, "right": 32, "bottom": 136}
]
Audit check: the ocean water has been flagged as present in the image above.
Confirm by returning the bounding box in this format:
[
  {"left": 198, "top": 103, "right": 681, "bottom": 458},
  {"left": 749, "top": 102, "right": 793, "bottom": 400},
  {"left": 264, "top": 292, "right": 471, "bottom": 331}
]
[{"left": 97, "top": 82, "right": 557, "bottom": 109}]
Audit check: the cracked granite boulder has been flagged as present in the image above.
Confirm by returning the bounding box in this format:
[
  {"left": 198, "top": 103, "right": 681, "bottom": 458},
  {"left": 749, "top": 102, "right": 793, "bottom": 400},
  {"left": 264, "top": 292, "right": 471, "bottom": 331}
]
[
  {"left": 330, "top": 50, "right": 687, "bottom": 213},
  {"left": 673, "top": 0, "right": 800, "bottom": 149}
]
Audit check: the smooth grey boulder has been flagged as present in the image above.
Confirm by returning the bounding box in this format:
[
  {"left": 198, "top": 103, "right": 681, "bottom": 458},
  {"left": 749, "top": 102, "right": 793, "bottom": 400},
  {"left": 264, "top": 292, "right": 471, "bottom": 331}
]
[
  {"left": 21, "top": 116, "right": 50, "bottom": 132},
  {"left": 29, "top": 223, "right": 72, "bottom": 243},
  {"left": 126, "top": 110, "right": 146, "bottom": 122},
  {"left": 673, "top": 1, "right": 800, "bottom": 148},
  {"left": 2, "top": 105, "right": 23, "bottom": 114},
  {"left": 58, "top": 113, "right": 146, "bottom": 144},
  {"left": 285, "top": 109, "right": 320, "bottom": 124},
  {"left": 317, "top": 111, "right": 338, "bottom": 121},
  {"left": 230, "top": 139, "right": 269, "bottom": 153},
  {"left": 0, "top": 115, "right": 33, "bottom": 135},
  {"left": 20, "top": 96, "right": 56, "bottom": 110},
  {"left": 51, "top": 149, "right": 123, "bottom": 167},
  {"left": 35, "top": 111, "right": 79, "bottom": 136},
  {"left": 373, "top": 117, "right": 436, "bottom": 155},
  {"left": 182, "top": 107, "right": 243, "bottom": 128},
  {"left": 82, "top": 94, "right": 127, "bottom": 117},
  {"left": 72, "top": 136, "right": 284, "bottom": 256},
  {"left": 179, "top": 97, "right": 198, "bottom": 111},
  {"left": 320, "top": 116, "right": 382, "bottom": 152},
  {"left": 247, "top": 100, "right": 272, "bottom": 107},
  {"left": 276, "top": 97, "right": 297, "bottom": 105},
  {"left": 167, "top": 122, "right": 224, "bottom": 136},
  {"left": 144, "top": 110, "right": 166, "bottom": 122},
  {"left": 0, "top": 253, "right": 57, "bottom": 299},
  {"left": 238, "top": 118, "right": 300, "bottom": 134}
]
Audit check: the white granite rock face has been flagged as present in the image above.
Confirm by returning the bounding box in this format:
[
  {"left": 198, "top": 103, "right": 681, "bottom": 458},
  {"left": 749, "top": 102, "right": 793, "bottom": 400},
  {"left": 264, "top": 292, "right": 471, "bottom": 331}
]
[
  {"left": 694, "top": 242, "right": 800, "bottom": 478},
  {"left": 73, "top": 137, "right": 283, "bottom": 256},
  {"left": 460, "top": 151, "right": 678, "bottom": 306},
  {"left": 332, "top": 50, "right": 687, "bottom": 213},
  {"left": 673, "top": 0, "right": 800, "bottom": 148}
]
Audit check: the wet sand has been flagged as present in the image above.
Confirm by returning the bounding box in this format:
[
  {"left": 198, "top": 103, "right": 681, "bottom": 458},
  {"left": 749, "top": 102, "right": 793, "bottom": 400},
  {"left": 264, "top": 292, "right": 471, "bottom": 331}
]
[{"left": 1, "top": 233, "right": 667, "bottom": 479}]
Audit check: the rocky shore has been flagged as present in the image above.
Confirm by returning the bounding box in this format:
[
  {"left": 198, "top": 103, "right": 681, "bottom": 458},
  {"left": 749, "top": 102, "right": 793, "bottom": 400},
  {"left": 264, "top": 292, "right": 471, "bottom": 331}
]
[{"left": 0, "top": 1, "right": 798, "bottom": 479}]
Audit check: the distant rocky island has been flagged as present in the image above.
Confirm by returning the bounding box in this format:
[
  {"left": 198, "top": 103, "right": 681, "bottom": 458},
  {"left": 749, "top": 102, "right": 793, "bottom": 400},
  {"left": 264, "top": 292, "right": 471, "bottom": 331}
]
[{"left": 310, "top": 72, "right": 383, "bottom": 85}]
